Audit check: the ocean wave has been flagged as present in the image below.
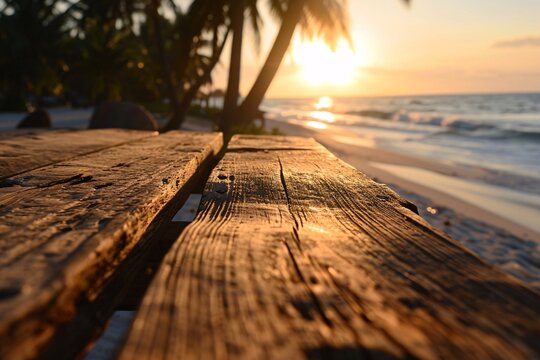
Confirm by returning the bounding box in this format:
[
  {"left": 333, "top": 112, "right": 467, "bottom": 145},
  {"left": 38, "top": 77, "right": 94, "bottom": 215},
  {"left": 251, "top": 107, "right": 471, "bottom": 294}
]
[
  {"left": 395, "top": 111, "right": 540, "bottom": 140},
  {"left": 389, "top": 111, "right": 540, "bottom": 134},
  {"left": 346, "top": 109, "right": 488, "bottom": 130},
  {"left": 444, "top": 119, "right": 495, "bottom": 131},
  {"left": 442, "top": 128, "right": 540, "bottom": 141},
  {"left": 345, "top": 109, "right": 393, "bottom": 120},
  {"left": 392, "top": 111, "right": 482, "bottom": 128},
  {"left": 344, "top": 109, "right": 540, "bottom": 141}
]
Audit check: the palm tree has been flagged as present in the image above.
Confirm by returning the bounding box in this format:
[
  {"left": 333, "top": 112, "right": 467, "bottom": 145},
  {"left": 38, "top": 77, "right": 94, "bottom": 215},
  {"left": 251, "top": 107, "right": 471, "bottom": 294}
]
[
  {"left": 70, "top": 0, "right": 143, "bottom": 102},
  {"left": 147, "top": 0, "right": 182, "bottom": 120},
  {"left": 221, "top": 0, "right": 245, "bottom": 134},
  {"left": 159, "top": 12, "right": 229, "bottom": 131},
  {"left": 236, "top": 0, "right": 409, "bottom": 127},
  {"left": 165, "top": 25, "right": 230, "bottom": 131},
  {"left": 161, "top": 0, "right": 230, "bottom": 131},
  {"left": 0, "top": 0, "right": 80, "bottom": 110},
  {"left": 220, "top": 0, "right": 261, "bottom": 134},
  {"left": 81, "top": 0, "right": 230, "bottom": 130},
  {"left": 237, "top": 0, "right": 350, "bottom": 126}
]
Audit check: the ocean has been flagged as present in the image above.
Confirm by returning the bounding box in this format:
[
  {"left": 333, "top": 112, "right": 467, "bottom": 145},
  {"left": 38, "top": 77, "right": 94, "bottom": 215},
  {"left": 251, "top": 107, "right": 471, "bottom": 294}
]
[{"left": 263, "top": 93, "right": 540, "bottom": 182}]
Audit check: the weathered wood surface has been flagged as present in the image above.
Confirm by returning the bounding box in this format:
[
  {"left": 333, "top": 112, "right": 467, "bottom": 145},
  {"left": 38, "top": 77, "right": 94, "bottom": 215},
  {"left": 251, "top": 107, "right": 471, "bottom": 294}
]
[
  {"left": 0, "top": 129, "right": 156, "bottom": 180},
  {"left": 0, "top": 131, "right": 223, "bottom": 360},
  {"left": 121, "top": 135, "right": 540, "bottom": 360}
]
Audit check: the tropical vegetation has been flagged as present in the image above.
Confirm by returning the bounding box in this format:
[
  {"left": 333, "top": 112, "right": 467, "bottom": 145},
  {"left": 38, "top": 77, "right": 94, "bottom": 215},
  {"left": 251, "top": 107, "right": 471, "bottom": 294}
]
[{"left": 0, "top": 0, "right": 407, "bottom": 135}]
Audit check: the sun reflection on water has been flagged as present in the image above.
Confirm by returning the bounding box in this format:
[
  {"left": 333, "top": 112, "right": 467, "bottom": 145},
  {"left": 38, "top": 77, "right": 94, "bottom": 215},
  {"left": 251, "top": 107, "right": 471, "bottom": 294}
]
[
  {"left": 310, "top": 96, "right": 335, "bottom": 124},
  {"left": 306, "top": 121, "right": 328, "bottom": 130},
  {"left": 315, "top": 96, "right": 333, "bottom": 110},
  {"left": 310, "top": 111, "right": 335, "bottom": 122}
]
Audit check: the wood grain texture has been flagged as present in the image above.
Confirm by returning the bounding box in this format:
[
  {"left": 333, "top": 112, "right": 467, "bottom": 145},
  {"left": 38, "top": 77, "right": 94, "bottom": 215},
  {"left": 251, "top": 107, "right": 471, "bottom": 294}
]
[
  {"left": 121, "top": 135, "right": 540, "bottom": 360},
  {"left": 0, "top": 129, "right": 156, "bottom": 180},
  {"left": 0, "top": 131, "right": 223, "bottom": 360}
]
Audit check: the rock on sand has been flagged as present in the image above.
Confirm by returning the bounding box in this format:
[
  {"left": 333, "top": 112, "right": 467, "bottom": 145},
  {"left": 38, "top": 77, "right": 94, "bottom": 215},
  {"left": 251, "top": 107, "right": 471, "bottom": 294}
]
[
  {"left": 89, "top": 101, "right": 158, "bottom": 131},
  {"left": 17, "top": 109, "right": 52, "bottom": 128}
]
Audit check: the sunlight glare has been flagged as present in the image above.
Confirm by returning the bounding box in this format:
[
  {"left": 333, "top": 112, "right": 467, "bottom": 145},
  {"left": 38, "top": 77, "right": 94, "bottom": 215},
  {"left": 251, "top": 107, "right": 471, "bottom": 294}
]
[
  {"left": 306, "top": 121, "right": 328, "bottom": 130},
  {"left": 310, "top": 111, "right": 335, "bottom": 123},
  {"left": 315, "top": 96, "right": 333, "bottom": 110},
  {"left": 311, "top": 96, "right": 335, "bottom": 122},
  {"left": 293, "top": 40, "right": 362, "bottom": 86}
]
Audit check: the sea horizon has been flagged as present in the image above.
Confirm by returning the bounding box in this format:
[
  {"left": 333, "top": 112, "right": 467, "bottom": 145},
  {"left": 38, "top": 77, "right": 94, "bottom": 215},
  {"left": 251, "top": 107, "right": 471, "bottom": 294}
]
[{"left": 265, "top": 90, "right": 540, "bottom": 101}]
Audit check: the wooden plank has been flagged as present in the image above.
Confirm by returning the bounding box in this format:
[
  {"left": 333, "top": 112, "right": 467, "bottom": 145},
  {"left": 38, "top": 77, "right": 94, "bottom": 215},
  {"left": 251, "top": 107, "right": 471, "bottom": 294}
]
[
  {"left": 41, "top": 165, "right": 215, "bottom": 360},
  {"left": 120, "top": 135, "right": 540, "bottom": 360},
  {"left": 0, "top": 131, "right": 223, "bottom": 360},
  {"left": 0, "top": 129, "right": 156, "bottom": 180}
]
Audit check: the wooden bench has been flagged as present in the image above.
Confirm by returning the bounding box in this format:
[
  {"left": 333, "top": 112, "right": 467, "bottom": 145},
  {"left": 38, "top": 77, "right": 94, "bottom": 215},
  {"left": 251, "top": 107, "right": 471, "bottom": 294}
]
[
  {"left": 0, "top": 130, "right": 222, "bottom": 359},
  {"left": 1, "top": 131, "right": 539, "bottom": 359}
]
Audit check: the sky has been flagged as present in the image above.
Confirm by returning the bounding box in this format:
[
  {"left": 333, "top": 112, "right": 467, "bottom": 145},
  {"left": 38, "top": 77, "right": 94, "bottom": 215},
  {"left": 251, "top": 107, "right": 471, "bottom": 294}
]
[{"left": 212, "top": 0, "right": 540, "bottom": 98}]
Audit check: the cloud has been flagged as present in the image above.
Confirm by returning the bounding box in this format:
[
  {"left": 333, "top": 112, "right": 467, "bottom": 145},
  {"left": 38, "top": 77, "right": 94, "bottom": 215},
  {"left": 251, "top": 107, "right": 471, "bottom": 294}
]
[{"left": 493, "top": 36, "right": 540, "bottom": 48}]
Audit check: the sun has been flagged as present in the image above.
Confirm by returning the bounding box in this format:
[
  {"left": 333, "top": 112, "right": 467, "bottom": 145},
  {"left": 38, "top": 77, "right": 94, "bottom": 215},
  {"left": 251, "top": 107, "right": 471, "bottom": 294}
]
[{"left": 292, "top": 39, "right": 363, "bottom": 86}]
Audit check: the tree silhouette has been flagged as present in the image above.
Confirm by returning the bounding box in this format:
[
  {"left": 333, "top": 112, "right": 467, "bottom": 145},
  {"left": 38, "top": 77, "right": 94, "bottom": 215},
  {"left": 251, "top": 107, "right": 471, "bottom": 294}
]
[
  {"left": 161, "top": 0, "right": 229, "bottom": 130},
  {"left": 236, "top": 0, "right": 410, "bottom": 128},
  {"left": 238, "top": 0, "right": 351, "bottom": 127},
  {"left": 0, "top": 0, "right": 80, "bottom": 110},
  {"left": 221, "top": 0, "right": 262, "bottom": 135}
]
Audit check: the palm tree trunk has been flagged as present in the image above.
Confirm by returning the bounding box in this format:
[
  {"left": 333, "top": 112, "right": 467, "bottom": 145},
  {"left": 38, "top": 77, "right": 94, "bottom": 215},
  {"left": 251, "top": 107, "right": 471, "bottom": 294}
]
[
  {"left": 175, "top": 0, "right": 213, "bottom": 97},
  {"left": 238, "top": 0, "right": 305, "bottom": 124},
  {"left": 149, "top": 0, "right": 181, "bottom": 117},
  {"left": 162, "top": 29, "right": 230, "bottom": 131},
  {"left": 161, "top": 0, "right": 220, "bottom": 132},
  {"left": 221, "top": 0, "right": 245, "bottom": 134}
]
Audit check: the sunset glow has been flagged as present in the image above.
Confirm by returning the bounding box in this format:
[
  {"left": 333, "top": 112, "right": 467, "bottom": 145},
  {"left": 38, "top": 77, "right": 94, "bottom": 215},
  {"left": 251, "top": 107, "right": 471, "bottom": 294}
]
[
  {"left": 292, "top": 40, "right": 362, "bottom": 86},
  {"left": 310, "top": 97, "right": 335, "bottom": 123},
  {"left": 315, "top": 96, "right": 333, "bottom": 110},
  {"left": 223, "top": 0, "right": 540, "bottom": 98}
]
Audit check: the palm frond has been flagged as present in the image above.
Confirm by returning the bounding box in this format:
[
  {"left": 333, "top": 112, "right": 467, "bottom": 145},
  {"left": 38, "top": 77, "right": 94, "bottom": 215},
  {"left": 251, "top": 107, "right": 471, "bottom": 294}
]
[
  {"left": 246, "top": 0, "right": 263, "bottom": 53},
  {"left": 301, "top": 0, "right": 350, "bottom": 49}
]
